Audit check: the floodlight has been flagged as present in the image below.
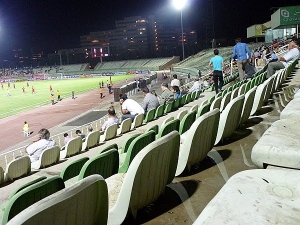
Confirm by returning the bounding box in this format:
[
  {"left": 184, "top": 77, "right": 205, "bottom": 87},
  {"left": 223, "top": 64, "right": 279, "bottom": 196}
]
[{"left": 172, "top": 0, "right": 188, "bottom": 10}]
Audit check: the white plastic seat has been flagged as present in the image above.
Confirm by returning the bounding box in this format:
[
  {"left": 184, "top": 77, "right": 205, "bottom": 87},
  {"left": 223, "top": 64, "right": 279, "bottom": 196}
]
[
  {"left": 230, "top": 87, "right": 239, "bottom": 100},
  {"left": 193, "top": 168, "right": 300, "bottom": 225},
  {"left": 107, "top": 131, "right": 180, "bottom": 225},
  {"left": 117, "top": 118, "right": 132, "bottom": 135},
  {"left": 60, "top": 136, "right": 83, "bottom": 159},
  {"left": 189, "top": 104, "right": 199, "bottom": 113},
  {"left": 131, "top": 114, "right": 144, "bottom": 129},
  {"left": 6, "top": 175, "right": 108, "bottom": 225},
  {"left": 82, "top": 130, "right": 100, "bottom": 151},
  {"left": 176, "top": 109, "right": 188, "bottom": 121},
  {"left": 210, "top": 96, "right": 222, "bottom": 111},
  {"left": 160, "top": 116, "right": 174, "bottom": 128},
  {"left": 5, "top": 156, "right": 31, "bottom": 182},
  {"left": 240, "top": 87, "right": 257, "bottom": 124},
  {"left": 100, "top": 124, "right": 118, "bottom": 143},
  {"left": 31, "top": 146, "right": 60, "bottom": 170},
  {"left": 219, "top": 91, "right": 231, "bottom": 112},
  {"left": 250, "top": 78, "right": 271, "bottom": 115},
  {"left": 280, "top": 98, "right": 300, "bottom": 120}
]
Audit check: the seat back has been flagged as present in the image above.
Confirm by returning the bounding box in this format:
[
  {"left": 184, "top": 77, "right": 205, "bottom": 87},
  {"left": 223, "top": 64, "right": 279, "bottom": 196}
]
[
  {"left": 64, "top": 136, "right": 83, "bottom": 158},
  {"left": 215, "top": 95, "right": 245, "bottom": 145},
  {"left": 0, "top": 166, "right": 4, "bottom": 185},
  {"left": 9, "top": 176, "right": 47, "bottom": 199},
  {"left": 161, "top": 116, "right": 174, "bottom": 128},
  {"left": 157, "top": 119, "right": 180, "bottom": 139},
  {"left": 219, "top": 91, "right": 231, "bottom": 112},
  {"left": 230, "top": 87, "right": 239, "bottom": 101},
  {"left": 154, "top": 104, "right": 164, "bottom": 119},
  {"left": 5, "top": 156, "right": 31, "bottom": 182},
  {"left": 119, "top": 130, "right": 156, "bottom": 173},
  {"left": 82, "top": 130, "right": 100, "bottom": 150},
  {"left": 210, "top": 96, "right": 222, "bottom": 111},
  {"left": 143, "top": 108, "right": 156, "bottom": 123},
  {"left": 132, "top": 114, "right": 144, "bottom": 129},
  {"left": 250, "top": 79, "right": 270, "bottom": 115},
  {"left": 3, "top": 176, "right": 65, "bottom": 224},
  {"left": 6, "top": 175, "right": 108, "bottom": 225},
  {"left": 164, "top": 102, "right": 173, "bottom": 114},
  {"left": 185, "top": 93, "right": 192, "bottom": 104},
  {"left": 240, "top": 87, "right": 257, "bottom": 124},
  {"left": 238, "top": 83, "right": 246, "bottom": 95},
  {"left": 99, "top": 143, "right": 118, "bottom": 154},
  {"left": 108, "top": 132, "right": 180, "bottom": 225},
  {"left": 102, "top": 124, "right": 118, "bottom": 141},
  {"left": 189, "top": 104, "right": 198, "bottom": 113},
  {"left": 118, "top": 118, "right": 132, "bottom": 134},
  {"left": 79, "top": 149, "right": 119, "bottom": 180},
  {"left": 179, "top": 111, "right": 196, "bottom": 135},
  {"left": 173, "top": 98, "right": 180, "bottom": 110},
  {"left": 60, "top": 157, "right": 89, "bottom": 182},
  {"left": 38, "top": 146, "right": 60, "bottom": 169},
  {"left": 177, "top": 109, "right": 188, "bottom": 121},
  {"left": 180, "top": 95, "right": 187, "bottom": 106},
  {"left": 196, "top": 103, "right": 211, "bottom": 118}
]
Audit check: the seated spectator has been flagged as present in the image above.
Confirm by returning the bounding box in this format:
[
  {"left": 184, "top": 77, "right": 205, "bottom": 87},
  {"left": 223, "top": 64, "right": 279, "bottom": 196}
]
[
  {"left": 203, "top": 78, "right": 211, "bottom": 88},
  {"left": 120, "top": 93, "right": 144, "bottom": 121},
  {"left": 142, "top": 87, "right": 159, "bottom": 113},
  {"left": 270, "top": 51, "right": 278, "bottom": 62},
  {"left": 256, "top": 55, "right": 265, "bottom": 67},
  {"left": 100, "top": 106, "right": 119, "bottom": 131},
  {"left": 25, "top": 128, "right": 56, "bottom": 163},
  {"left": 267, "top": 41, "right": 299, "bottom": 78},
  {"left": 180, "top": 87, "right": 188, "bottom": 96},
  {"left": 171, "top": 86, "right": 181, "bottom": 99},
  {"left": 75, "top": 130, "right": 86, "bottom": 139},
  {"left": 189, "top": 78, "right": 201, "bottom": 93},
  {"left": 88, "top": 126, "right": 93, "bottom": 133},
  {"left": 159, "top": 83, "right": 174, "bottom": 105},
  {"left": 171, "top": 74, "right": 180, "bottom": 87},
  {"left": 64, "top": 133, "right": 73, "bottom": 145},
  {"left": 151, "top": 89, "right": 157, "bottom": 97}
]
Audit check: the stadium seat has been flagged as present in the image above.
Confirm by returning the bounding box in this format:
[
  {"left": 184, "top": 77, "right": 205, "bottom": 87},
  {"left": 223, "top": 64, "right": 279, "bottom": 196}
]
[
  {"left": 215, "top": 95, "right": 245, "bottom": 145},
  {"left": 180, "top": 95, "right": 187, "bottom": 107},
  {"left": 131, "top": 114, "right": 144, "bottom": 129},
  {"left": 143, "top": 108, "right": 156, "bottom": 124},
  {"left": 189, "top": 104, "right": 198, "bottom": 113},
  {"left": 219, "top": 91, "right": 231, "bottom": 112},
  {"left": 179, "top": 111, "right": 196, "bottom": 135},
  {"left": 157, "top": 119, "right": 180, "bottom": 139},
  {"left": 60, "top": 157, "right": 89, "bottom": 182},
  {"left": 210, "top": 96, "right": 222, "bottom": 111},
  {"left": 160, "top": 116, "right": 174, "bottom": 128},
  {"left": 31, "top": 146, "right": 60, "bottom": 170},
  {"left": 60, "top": 137, "right": 83, "bottom": 159},
  {"left": 0, "top": 166, "right": 4, "bottom": 184},
  {"left": 3, "top": 176, "right": 65, "bottom": 225},
  {"left": 99, "top": 143, "right": 119, "bottom": 154},
  {"left": 82, "top": 130, "right": 100, "bottom": 151},
  {"left": 173, "top": 98, "right": 180, "bottom": 110},
  {"left": 145, "top": 124, "right": 159, "bottom": 135},
  {"left": 176, "top": 109, "right": 188, "bottom": 121},
  {"left": 164, "top": 102, "right": 173, "bottom": 114},
  {"left": 117, "top": 118, "right": 132, "bottom": 135},
  {"left": 154, "top": 105, "right": 164, "bottom": 119},
  {"left": 240, "top": 87, "right": 257, "bottom": 124},
  {"left": 196, "top": 103, "right": 211, "bottom": 118},
  {"left": 176, "top": 109, "right": 220, "bottom": 176},
  {"left": 119, "top": 131, "right": 156, "bottom": 173},
  {"left": 4, "top": 156, "right": 31, "bottom": 182},
  {"left": 6, "top": 175, "right": 108, "bottom": 225},
  {"left": 99, "top": 124, "right": 118, "bottom": 143},
  {"left": 107, "top": 131, "right": 180, "bottom": 225}
]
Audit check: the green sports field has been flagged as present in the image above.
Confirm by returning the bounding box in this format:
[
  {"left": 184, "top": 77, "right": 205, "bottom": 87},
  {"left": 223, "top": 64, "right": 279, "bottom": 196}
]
[{"left": 0, "top": 75, "right": 135, "bottom": 119}]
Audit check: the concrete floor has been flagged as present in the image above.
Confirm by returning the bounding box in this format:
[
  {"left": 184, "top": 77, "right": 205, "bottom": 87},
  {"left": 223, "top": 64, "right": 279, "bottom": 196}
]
[{"left": 0, "top": 66, "right": 299, "bottom": 224}]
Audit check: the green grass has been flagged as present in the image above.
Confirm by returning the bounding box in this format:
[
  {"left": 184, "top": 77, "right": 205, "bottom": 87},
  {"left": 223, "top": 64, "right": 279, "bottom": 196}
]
[{"left": 0, "top": 75, "right": 135, "bottom": 119}]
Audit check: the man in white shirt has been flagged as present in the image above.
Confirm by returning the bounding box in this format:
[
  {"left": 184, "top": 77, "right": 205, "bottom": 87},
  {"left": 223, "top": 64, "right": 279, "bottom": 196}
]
[
  {"left": 189, "top": 78, "right": 201, "bottom": 93},
  {"left": 170, "top": 74, "right": 180, "bottom": 87},
  {"left": 25, "top": 128, "right": 56, "bottom": 162},
  {"left": 267, "top": 41, "right": 299, "bottom": 78},
  {"left": 119, "top": 94, "right": 144, "bottom": 121}
]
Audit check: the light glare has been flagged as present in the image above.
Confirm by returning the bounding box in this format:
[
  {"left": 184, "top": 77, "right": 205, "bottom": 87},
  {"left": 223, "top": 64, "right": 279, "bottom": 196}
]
[{"left": 172, "top": 0, "right": 187, "bottom": 10}]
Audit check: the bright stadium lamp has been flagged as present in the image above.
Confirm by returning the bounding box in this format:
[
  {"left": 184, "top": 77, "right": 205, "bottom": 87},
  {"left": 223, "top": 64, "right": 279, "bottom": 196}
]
[{"left": 172, "top": 0, "right": 187, "bottom": 60}]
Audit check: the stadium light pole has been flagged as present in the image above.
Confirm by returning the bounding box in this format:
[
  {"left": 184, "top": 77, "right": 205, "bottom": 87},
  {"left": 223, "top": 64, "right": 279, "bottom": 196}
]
[{"left": 172, "top": 0, "right": 187, "bottom": 60}]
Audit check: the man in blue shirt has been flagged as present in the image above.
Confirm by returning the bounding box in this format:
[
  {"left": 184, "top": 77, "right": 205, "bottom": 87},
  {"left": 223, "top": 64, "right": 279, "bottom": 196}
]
[
  {"left": 232, "top": 38, "right": 251, "bottom": 81},
  {"left": 209, "top": 49, "right": 225, "bottom": 94}
]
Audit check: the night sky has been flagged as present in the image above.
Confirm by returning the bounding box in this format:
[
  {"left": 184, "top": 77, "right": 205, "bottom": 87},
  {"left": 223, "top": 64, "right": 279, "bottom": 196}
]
[{"left": 0, "top": 0, "right": 299, "bottom": 60}]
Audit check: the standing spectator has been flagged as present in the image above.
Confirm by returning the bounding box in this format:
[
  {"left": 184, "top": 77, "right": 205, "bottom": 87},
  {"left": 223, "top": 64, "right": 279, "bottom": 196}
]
[
  {"left": 101, "top": 81, "right": 104, "bottom": 88},
  {"left": 198, "top": 70, "right": 202, "bottom": 78},
  {"left": 142, "top": 87, "right": 159, "bottom": 113},
  {"left": 23, "top": 121, "right": 30, "bottom": 137},
  {"left": 189, "top": 78, "right": 201, "bottom": 93},
  {"left": 100, "top": 106, "right": 119, "bottom": 131},
  {"left": 22, "top": 87, "right": 26, "bottom": 94},
  {"left": 119, "top": 93, "right": 144, "bottom": 121},
  {"left": 99, "top": 87, "right": 103, "bottom": 98},
  {"left": 171, "top": 74, "right": 180, "bottom": 87},
  {"left": 13, "top": 83, "right": 16, "bottom": 89},
  {"left": 108, "top": 84, "right": 112, "bottom": 94},
  {"left": 232, "top": 38, "right": 251, "bottom": 81},
  {"left": 209, "top": 49, "right": 225, "bottom": 94},
  {"left": 63, "top": 133, "right": 72, "bottom": 145},
  {"left": 50, "top": 94, "right": 55, "bottom": 105},
  {"left": 50, "top": 85, "right": 53, "bottom": 92},
  {"left": 72, "top": 91, "right": 75, "bottom": 99},
  {"left": 266, "top": 41, "right": 299, "bottom": 78},
  {"left": 57, "top": 90, "right": 61, "bottom": 101},
  {"left": 75, "top": 130, "right": 86, "bottom": 139},
  {"left": 25, "top": 128, "right": 56, "bottom": 163},
  {"left": 32, "top": 86, "right": 36, "bottom": 94},
  {"left": 159, "top": 83, "right": 174, "bottom": 105}
]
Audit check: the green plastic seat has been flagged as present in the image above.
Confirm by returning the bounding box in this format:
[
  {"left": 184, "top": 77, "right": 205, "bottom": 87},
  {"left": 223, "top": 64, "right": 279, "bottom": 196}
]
[
  {"left": 60, "top": 157, "right": 89, "bottom": 182},
  {"left": 164, "top": 102, "right": 173, "bottom": 114},
  {"left": 157, "top": 119, "right": 180, "bottom": 139},
  {"left": 78, "top": 149, "right": 119, "bottom": 180},
  {"left": 180, "top": 95, "right": 187, "bottom": 107},
  {"left": 196, "top": 103, "right": 211, "bottom": 118},
  {"left": 145, "top": 125, "right": 159, "bottom": 135},
  {"left": 3, "top": 176, "right": 65, "bottom": 225},
  {"left": 119, "top": 134, "right": 141, "bottom": 154},
  {"left": 99, "top": 143, "right": 118, "bottom": 154},
  {"left": 119, "top": 130, "right": 156, "bottom": 173},
  {"left": 173, "top": 98, "right": 180, "bottom": 110},
  {"left": 154, "top": 105, "right": 164, "bottom": 119},
  {"left": 210, "top": 96, "right": 222, "bottom": 110},
  {"left": 143, "top": 108, "right": 156, "bottom": 124},
  {"left": 185, "top": 93, "right": 192, "bottom": 104},
  {"left": 179, "top": 111, "right": 196, "bottom": 135}
]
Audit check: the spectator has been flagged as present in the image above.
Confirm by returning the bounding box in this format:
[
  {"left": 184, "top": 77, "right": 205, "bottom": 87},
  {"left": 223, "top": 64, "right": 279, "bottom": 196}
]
[
  {"left": 232, "top": 38, "right": 251, "bottom": 81},
  {"left": 159, "top": 83, "right": 174, "bottom": 105},
  {"left": 88, "top": 126, "right": 93, "bottom": 133},
  {"left": 142, "top": 87, "right": 159, "bottom": 113},
  {"left": 171, "top": 74, "right": 180, "bottom": 87},
  {"left": 209, "top": 49, "right": 225, "bottom": 94},
  {"left": 75, "top": 130, "right": 86, "bottom": 139},
  {"left": 189, "top": 78, "right": 201, "bottom": 93},
  {"left": 151, "top": 89, "right": 157, "bottom": 97},
  {"left": 180, "top": 87, "right": 188, "bottom": 96},
  {"left": 23, "top": 121, "right": 30, "bottom": 137},
  {"left": 171, "top": 86, "right": 181, "bottom": 99},
  {"left": 64, "top": 133, "right": 72, "bottom": 145},
  {"left": 256, "top": 55, "right": 265, "bottom": 66},
  {"left": 100, "top": 106, "right": 119, "bottom": 131},
  {"left": 270, "top": 51, "right": 278, "bottom": 62},
  {"left": 25, "top": 128, "right": 56, "bottom": 163},
  {"left": 266, "top": 41, "right": 299, "bottom": 78},
  {"left": 119, "top": 93, "right": 144, "bottom": 121}
]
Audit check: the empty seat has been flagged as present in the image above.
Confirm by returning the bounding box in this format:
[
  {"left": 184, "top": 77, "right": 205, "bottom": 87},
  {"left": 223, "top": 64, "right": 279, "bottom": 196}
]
[
  {"left": 157, "top": 119, "right": 180, "bottom": 139},
  {"left": 143, "top": 108, "right": 156, "bottom": 124},
  {"left": 189, "top": 104, "right": 199, "bottom": 113},
  {"left": 117, "top": 118, "right": 132, "bottom": 135},
  {"left": 31, "top": 146, "right": 60, "bottom": 170},
  {"left": 154, "top": 105, "right": 165, "bottom": 119},
  {"left": 6, "top": 175, "right": 108, "bottom": 225},
  {"left": 60, "top": 137, "right": 82, "bottom": 159},
  {"left": 0, "top": 166, "right": 4, "bottom": 184},
  {"left": 219, "top": 91, "right": 231, "bottom": 112},
  {"left": 131, "top": 114, "right": 144, "bottom": 129},
  {"left": 210, "top": 96, "right": 222, "bottom": 111},
  {"left": 161, "top": 116, "right": 174, "bottom": 128},
  {"left": 107, "top": 131, "right": 180, "bottom": 225},
  {"left": 280, "top": 98, "right": 300, "bottom": 120},
  {"left": 4, "top": 156, "right": 31, "bottom": 182},
  {"left": 179, "top": 111, "right": 196, "bottom": 135},
  {"left": 240, "top": 87, "right": 257, "bottom": 124},
  {"left": 196, "top": 103, "right": 211, "bottom": 118},
  {"left": 60, "top": 157, "right": 89, "bottom": 182},
  {"left": 177, "top": 109, "right": 188, "bottom": 121},
  {"left": 82, "top": 130, "right": 100, "bottom": 150},
  {"left": 99, "top": 124, "right": 118, "bottom": 143}
]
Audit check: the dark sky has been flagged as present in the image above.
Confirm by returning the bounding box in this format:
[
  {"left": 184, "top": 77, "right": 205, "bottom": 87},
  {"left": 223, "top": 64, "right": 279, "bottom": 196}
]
[{"left": 0, "top": 0, "right": 299, "bottom": 59}]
